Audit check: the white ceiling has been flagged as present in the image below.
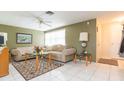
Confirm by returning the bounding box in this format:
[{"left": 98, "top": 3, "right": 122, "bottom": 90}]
[{"left": 0, "top": 11, "right": 124, "bottom": 31}]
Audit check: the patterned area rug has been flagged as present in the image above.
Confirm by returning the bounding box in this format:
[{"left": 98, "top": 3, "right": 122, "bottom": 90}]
[
  {"left": 98, "top": 58, "right": 118, "bottom": 66},
  {"left": 12, "top": 59, "right": 64, "bottom": 81}
]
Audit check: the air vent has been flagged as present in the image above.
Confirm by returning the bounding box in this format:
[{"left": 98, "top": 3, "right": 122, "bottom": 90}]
[{"left": 46, "top": 11, "right": 54, "bottom": 15}]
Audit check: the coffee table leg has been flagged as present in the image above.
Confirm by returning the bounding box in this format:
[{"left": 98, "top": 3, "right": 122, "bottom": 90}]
[
  {"left": 48, "top": 54, "right": 51, "bottom": 63},
  {"left": 46, "top": 54, "right": 52, "bottom": 69},
  {"left": 85, "top": 56, "right": 88, "bottom": 66},
  {"left": 73, "top": 54, "right": 77, "bottom": 63},
  {"left": 49, "top": 54, "right": 53, "bottom": 66},
  {"left": 90, "top": 55, "right": 92, "bottom": 64},
  {"left": 36, "top": 55, "right": 40, "bottom": 72}
]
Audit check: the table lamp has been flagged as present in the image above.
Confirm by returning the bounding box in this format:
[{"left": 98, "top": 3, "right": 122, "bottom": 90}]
[
  {"left": 79, "top": 32, "right": 88, "bottom": 47},
  {"left": 79, "top": 32, "right": 88, "bottom": 53}
]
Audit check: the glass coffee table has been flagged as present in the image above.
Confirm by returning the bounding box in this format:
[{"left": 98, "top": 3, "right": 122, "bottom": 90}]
[{"left": 24, "top": 52, "right": 53, "bottom": 72}]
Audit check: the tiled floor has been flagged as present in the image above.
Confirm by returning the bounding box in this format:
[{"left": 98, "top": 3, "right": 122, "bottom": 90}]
[{"left": 0, "top": 60, "right": 124, "bottom": 81}]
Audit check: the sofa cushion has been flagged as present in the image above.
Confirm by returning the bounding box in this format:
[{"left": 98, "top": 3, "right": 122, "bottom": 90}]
[
  {"left": 49, "top": 51, "right": 62, "bottom": 55},
  {"left": 11, "top": 49, "right": 19, "bottom": 56},
  {"left": 17, "top": 47, "right": 34, "bottom": 55},
  {"left": 49, "top": 51, "right": 63, "bottom": 60},
  {"left": 63, "top": 48, "right": 76, "bottom": 56},
  {"left": 52, "top": 44, "right": 65, "bottom": 52},
  {"left": 46, "top": 46, "right": 53, "bottom": 51}
]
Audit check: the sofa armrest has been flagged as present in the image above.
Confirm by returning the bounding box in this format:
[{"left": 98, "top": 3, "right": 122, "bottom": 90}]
[
  {"left": 62, "top": 48, "right": 76, "bottom": 56},
  {"left": 11, "top": 49, "right": 21, "bottom": 56}
]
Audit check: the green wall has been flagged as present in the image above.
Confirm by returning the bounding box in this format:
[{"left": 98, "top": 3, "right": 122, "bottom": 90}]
[
  {"left": 66, "top": 19, "right": 96, "bottom": 61},
  {"left": 0, "top": 18, "right": 96, "bottom": 61},
  {"left": 0, "top": 24, "right": 44, "bottom": 49},
  {"left": 46, "top": 19, "right": 96, "bottom": 61}
]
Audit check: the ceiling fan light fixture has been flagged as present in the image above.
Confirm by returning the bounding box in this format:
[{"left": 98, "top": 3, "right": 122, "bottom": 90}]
[{"left": 45, "top": 11, "right": 54, "bottom": 15}]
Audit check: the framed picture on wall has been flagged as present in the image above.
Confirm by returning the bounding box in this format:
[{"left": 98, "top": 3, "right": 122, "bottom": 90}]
[{"left": 16, "top": 33, "right": 32, "bottom": 44}]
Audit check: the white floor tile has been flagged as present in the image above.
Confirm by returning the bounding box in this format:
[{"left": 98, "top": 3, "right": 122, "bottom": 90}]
[
  {"left": 109, "top": 66, "right": 124, "bottom": 81},
  {"left": 1, "top": 61, "right": 124, "bottom": 81},
  {"left": 0, "top": 75, "right": 15, "bottom": 81}
]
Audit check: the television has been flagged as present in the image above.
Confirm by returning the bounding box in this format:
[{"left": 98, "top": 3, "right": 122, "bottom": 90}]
[{"left": 0, "top": 36, "right": 4, "bottom": 44}]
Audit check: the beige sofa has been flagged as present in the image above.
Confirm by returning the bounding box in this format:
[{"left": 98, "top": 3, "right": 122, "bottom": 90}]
[
  {"left": 11, "top": 47, "right": 35, "bottom": 62},
  {"left": 45, "top": 44, "right": 76, "bottom": 62},
  {"left": 11, "top": 45, "right": 76, "bottom": 62}
]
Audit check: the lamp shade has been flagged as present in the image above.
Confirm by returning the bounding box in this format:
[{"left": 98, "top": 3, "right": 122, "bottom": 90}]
[{"left": 79, "top": 32, "right": 88, "bottom": 41}]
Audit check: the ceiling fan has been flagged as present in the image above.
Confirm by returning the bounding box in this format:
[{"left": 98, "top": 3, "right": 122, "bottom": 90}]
[{"left": 31, "top": 11, "right": 54, "bottom": 27}]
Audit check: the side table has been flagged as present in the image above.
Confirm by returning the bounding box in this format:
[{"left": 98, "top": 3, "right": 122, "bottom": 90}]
[{"left": 73, "top": 53, "right": 92, "bottom": 66}]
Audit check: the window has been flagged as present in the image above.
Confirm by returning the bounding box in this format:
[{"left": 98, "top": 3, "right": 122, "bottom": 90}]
[{"left": 45, "top": 29, "right": 65, "bottom": 46}]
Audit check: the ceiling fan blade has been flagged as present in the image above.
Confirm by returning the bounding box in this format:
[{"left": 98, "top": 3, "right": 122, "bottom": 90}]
[
  {"left": 28, "top": 12, "right": 43, "bottom": 21},
  {"left": 43, "top": 20, "right": 52, "bottom": 23},
  {"left": 42, "top": 22, "right": 52, "bottom": 27},
  {"left": 28, "top": 12, "right": 52, "bottom": 27}
]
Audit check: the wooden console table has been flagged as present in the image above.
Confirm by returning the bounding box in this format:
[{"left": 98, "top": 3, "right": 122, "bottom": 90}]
[
  {"left": 73, "top": 53, "right": 92, "bottom": 66},
  {"left": 0, "top": 47, "right": 9, "bottom": 77}
]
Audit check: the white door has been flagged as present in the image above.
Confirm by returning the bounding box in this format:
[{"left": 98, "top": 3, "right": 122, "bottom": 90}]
[{"left": 110, "top": 23, "right": 122, "bottom": 59}]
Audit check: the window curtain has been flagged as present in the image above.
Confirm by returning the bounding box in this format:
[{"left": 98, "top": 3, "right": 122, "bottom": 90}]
[{"left": 45, "top": 29, "right": 65, "bottom": 46}]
